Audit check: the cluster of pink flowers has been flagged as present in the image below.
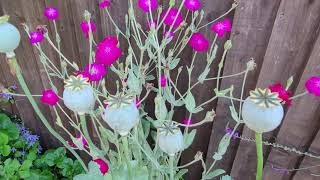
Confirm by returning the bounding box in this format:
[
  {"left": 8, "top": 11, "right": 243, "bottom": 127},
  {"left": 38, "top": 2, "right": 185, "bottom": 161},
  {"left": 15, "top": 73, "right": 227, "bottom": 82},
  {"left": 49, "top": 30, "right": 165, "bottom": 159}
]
[
  {"left": 79, "top": 63, "right": 107, "bottom": 82},
  {"left": 268, "top": 83, "right": 292, "bottom": 106},
  {"left": 41, "top": 89, "right": 59, "bottom": 106},
  {"left": 80, "top": 20, "right": 97, "bottom": 38},
  {"left": 95, "top": 36, "right": 122, "bottom": 66},
  {"left": 305, "top": 76, "right": 320, "bottom": 96}
]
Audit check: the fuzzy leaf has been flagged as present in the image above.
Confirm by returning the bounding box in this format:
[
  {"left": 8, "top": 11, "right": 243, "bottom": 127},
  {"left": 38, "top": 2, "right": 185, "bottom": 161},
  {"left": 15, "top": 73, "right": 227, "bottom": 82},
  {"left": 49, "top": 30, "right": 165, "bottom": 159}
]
[
  {"left": 185, "top": 92, "right": 196, "bottom": 112},
  {"left": 169, "top": 58, "right": 180, "bottom": 70},
  {"left": 204, "top": 169, "right": 226, "bottom": 179},
  {"left": 154, "top": 95, "right": 167, "bottom": 120},
  {"left": 183, "top": 129, "right": 197, "bottom": 149},
  {"left": 229, "top": 106, "right": 239, "bottom": 122},
  {"left": 198, "top": 67, "right": 210, "bottom": 83}
]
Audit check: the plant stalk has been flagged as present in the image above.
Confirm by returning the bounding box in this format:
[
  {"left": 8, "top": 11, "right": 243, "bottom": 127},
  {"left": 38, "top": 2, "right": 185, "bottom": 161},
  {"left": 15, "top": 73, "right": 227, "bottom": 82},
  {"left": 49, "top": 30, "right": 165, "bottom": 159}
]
[
  {"left": 255, "top": 132, "right": 263, "bottom": 180},
  {"left": 169, "top": 156, "right": 175, "bottom": 180},
  {"left": 122, "top": 136, "right": 133, "bottom": 180}
]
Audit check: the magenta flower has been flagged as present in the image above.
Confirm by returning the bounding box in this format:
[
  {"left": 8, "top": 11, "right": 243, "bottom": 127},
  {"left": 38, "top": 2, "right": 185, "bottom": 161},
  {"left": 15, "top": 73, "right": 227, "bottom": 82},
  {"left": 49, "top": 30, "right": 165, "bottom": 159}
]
[
  {"left": 188, "top": 32, "right": 209, "bottom": 52},
  {"left": 160, "top": 75, "right": 167, "bottom": 87},
  {"left": 138, "top": 0, "right": 158, "bottom": 12},
  {"left": 99, "top": 0, "right": 111, "bottom": 8},
  {"left": 268, "top": 83, "right": 292, "bottom": 106},
  {"left": 30, "top": 31, "right": 44, "bottom": 44},
  {"left": 183, "top": 119, "right": 192, "bottom": 126},
  {"left": 101, "top": 36, "right": 119, "bottom": 46},
  {"left": 184, "top": 0, "right": 202, "bottom": 11},
  {"left": 94, "top": 159, "right": 109, "bottom": 174},
  {"left": 40, "top": 90, "right": 59, "bottom": 106},
  {"left": 305, "top": 76, "right": 320, "bottom": 96},
  {"left": 76, "top": 134, "right": 88, "bottom": 147},
  {"left": 95, "top": 42, "right": 122, "bottom": 66},
  {"left": 210, "top": 19, "right": 232, "bottom": 37},
  {"left": 80, "top": 20, "right": 97, "bottom": 38},
  {"left": 76, "top": 71, "right": 91, "bottom": 80},
  {"left": 44, "top": 7, "right": 59, "bottom": 20},
  {"left": 84, "top": 63, "right": 106, "bottom": 81},
  {"left": 161, "top": 8, "right": 184, "bottom": 28}
]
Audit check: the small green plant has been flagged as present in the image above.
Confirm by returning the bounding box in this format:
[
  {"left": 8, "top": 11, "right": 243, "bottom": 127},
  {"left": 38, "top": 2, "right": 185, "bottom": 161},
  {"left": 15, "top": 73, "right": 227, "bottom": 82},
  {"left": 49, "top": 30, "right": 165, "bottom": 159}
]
[{"left": 0, "top": 113, "right": 85, "bottom": 179}]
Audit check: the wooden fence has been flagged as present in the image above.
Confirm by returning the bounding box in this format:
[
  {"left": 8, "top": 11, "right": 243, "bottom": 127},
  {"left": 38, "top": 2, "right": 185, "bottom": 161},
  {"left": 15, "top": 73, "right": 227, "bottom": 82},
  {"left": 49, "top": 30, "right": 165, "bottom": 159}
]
[{"left": 1, "top": 0, "right": 320, "bottom": 179}]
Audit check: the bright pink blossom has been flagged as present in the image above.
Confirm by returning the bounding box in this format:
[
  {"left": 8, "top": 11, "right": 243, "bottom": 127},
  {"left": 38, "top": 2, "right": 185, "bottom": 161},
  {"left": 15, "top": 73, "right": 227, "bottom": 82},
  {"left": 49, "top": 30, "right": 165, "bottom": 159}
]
[
  {"left": 210, "top": 19, "right": 232, "bottom": 37},
  {"left": 99, "top": 0, "right": 111, "bottom": 8},
  {"left": 41, "top": 90, "right": 59, "bottom": 106},
  {"left": 184, "top": 0, "right": 202, "bottom": 11},
  {"left": 161, "top": 8, "right": 184, "bottom": 28},
  {"left": 30, "top": 31, "right": 44, "bottom": 44},
  {"left": 138, "top": 0, "right": 158, "bottom": 12},
  {"left": 76, "top": 71, "right": 91, "bottom": 80},
  {"left": 160, "top": 75, "right": 167, "bottom": 87},
  {"left": 188, "top": 32, "right": 209, "bottom": 52},
  {"left": 80, "top": 20, "right": 97, "bottom": 38},
  {"left": 305, "top": 76, "right": 320, "bottom": 96},
  {"left": 268, "top": 83, "right": 292, "bottom": 106},
  {"left": 136, "top": 97, "right": 140, "bottom": 108},
  {"left": 95, "top": 42, "right": 122, "bottom": 66},
  {"left": 76, "top": 134, "right": 88, "bottom": 147},
  {"left": 101, "top": 36, "right": 119, "bottom": 46},
  {"left": 44, "top": 7, "right": 59, "bottom": 20},
  {"left": 183, "top": 119, "right": 192, "bottom": 126},
  {"left": 84, "top": 63, "right": 106, "bottom": 81},
  {"left": 94, "top": 159, "right": 109, "bottom": 174}
]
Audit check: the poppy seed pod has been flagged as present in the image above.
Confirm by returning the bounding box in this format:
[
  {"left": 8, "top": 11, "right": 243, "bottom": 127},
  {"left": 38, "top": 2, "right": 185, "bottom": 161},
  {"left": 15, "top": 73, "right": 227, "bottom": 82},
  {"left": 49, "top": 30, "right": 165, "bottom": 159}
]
[
  {"left": 102, "top": 94, "right": 140, "bottom": 136},
  {"left": 157, "top": 122, "right": 184, "bottom": 156},
  {"left": 0, "top": 16, "right": 21, "bottom": 57},
  {"left": 63, "top": 75, "right": 95, "bottom": 115},
  {"left": 242, "top": 88, "right": 284, "bottom": 133}
]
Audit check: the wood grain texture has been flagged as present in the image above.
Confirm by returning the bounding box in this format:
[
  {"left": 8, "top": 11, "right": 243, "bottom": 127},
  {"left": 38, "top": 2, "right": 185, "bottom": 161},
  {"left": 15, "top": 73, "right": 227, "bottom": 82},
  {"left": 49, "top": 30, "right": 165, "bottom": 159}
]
[
  {"left": 231, "top": 0, "right": 320, "bottom": 179},
  {"left": 205, "top": 0, "right": 281, "bottom": 176}
]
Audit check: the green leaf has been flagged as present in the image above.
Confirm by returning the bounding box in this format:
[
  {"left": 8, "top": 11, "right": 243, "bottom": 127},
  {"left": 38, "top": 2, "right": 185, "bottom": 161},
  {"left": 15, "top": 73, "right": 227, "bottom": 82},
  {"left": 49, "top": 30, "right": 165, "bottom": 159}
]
[
  {"left": 185, "top": 92, "right": 196, "bottom": 112},
  {"left": 0, "top": 145, "right": 10, "bottom": 156},
  {"left": 175, "top": 169, "right": 188, "bottom": 179},
  {"left": 20, "top": 159, "right": 32, "bottom": 171},
  {"left": 183, "top": 129, "right": 197, "bottom": 149},
  {"left": 204, "top": 169, "right": 226, "bottom": 179},
  {"left": 0, "top": 132, "right": 9, "bottom": 145},
  {"left": 169, "top": 58, "right": 180, "bottom": 69},
  {"left": 19, "top": 170, "right": 31, "bottom": 178},
  {"left": 99, "top": 127, "right": 116, "bottom": 144},
  {"left": 229, "top": 106, "right": 239, "bottom": 122},
  {"left": 0, "top": 114, "right": 19, "bottom": 140},
  {"left": 74, "top": 161, "right": 104, "bottom": 180},
  {"left": 127, "top": 69, "right": 142, "bottom": 95},
  {"left": 154, "top": 95, "right": 167, "bottom": 120},
  {"left": 198, "top": 67, "right": 210, "bottom": 83}
]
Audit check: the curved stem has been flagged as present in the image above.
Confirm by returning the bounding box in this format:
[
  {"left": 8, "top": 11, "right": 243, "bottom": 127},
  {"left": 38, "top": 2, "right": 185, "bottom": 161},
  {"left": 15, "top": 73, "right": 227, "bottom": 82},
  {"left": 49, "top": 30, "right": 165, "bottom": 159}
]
[
  {"left": 255, "top": 132, "right": 263, "bottom": 180},
  {"left": 8, "top": 57, "right": 88, "bottom": 171}
]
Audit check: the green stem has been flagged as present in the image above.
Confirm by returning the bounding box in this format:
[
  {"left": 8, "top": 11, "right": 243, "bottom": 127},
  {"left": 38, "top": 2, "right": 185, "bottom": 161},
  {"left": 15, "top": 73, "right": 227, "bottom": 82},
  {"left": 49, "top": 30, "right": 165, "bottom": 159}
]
[
  {"left": 122, "top": 136, "right": 133, "bottom": 180},
  {"left": 169, "top": 156, "right": 175, "bottom": 180},
  {"left": 255, "top": 133, "right": 263, "bottom": 180},
  {"left": 8, "top": 57, "right": 88, "bottom": 171}
]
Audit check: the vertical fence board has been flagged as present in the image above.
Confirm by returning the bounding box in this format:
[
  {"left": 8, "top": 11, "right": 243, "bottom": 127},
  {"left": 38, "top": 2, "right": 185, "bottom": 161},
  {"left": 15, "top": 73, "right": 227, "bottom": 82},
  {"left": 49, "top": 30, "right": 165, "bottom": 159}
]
[{"left": 231, "top": 0, "right": 320, "bottom": 179}]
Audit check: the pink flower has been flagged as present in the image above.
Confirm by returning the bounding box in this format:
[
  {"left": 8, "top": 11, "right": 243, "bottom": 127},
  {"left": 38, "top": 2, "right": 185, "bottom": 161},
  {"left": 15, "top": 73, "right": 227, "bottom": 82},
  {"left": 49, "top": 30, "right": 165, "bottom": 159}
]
[
  {"left": 268, "top": 83, "right": 292, "bottom": 106},
  {"left": 161, "top": 8, "right": 184, "bottom": 28},
  {"left": 138, "top": 0, "right": 158, "bottom": 12},
  {"left": 76, "top": 134, "right": 88, "bottom": 147},
  {"left": 95, "top": 43, "right": 122, "bottom": 66},
  {"left": 84, "top": 63, "right": 106, "bottom": 81},
  {"left": 305, "top": 76, "right": 320, "bottom": 96},
  {"left": 80, "top": 20, "right": 97, "bottom": 38},
  {"left": 94, "top": 159, "right": 109, "bottom": 174},
  {"left": 183, "top": 119, "right": 192, "bottom": 126},
  {"left": 184, "top": 0, "right": 202, "bottom": 11},
  {"left": 101, "top": 36, "right": 119, "bottom": 46},
  {"left": 160, "top": 75, "right": 167, "bottom": 87},
  {"left": 163, "top": 31, "right": 174, "bottom": 39},
  {"left": 41, "top": 90, "right": 59, "bottom": 106},
  {"left": 210, "top": 19, "right": 232, "bottom": 37},
  {"left": 188, "top": 32, "right": 209, "bottom": 52},
  {"left": 30, "top": 31, "right": 44, "bottom": 44},
  {"left": 44, "top": 7, "right": 59, "bottom": 20},
  {"left": 99, "top": 0, "right": 111, "bottom": 8}
]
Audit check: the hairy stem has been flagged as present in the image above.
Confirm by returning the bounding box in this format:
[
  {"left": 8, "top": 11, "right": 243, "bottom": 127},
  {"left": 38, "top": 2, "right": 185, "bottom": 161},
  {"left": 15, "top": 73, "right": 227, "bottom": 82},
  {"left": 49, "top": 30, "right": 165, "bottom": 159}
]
[{"left": 255, "top": 132, "right": 263, "bottom": 180}]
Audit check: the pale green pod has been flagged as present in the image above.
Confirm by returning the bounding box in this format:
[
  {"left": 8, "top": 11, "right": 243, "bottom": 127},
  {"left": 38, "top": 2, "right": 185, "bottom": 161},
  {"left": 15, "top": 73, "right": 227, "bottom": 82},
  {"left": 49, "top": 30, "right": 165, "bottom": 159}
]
[{"left": 0, "top": 21, "right": 21, "bottom": 54}]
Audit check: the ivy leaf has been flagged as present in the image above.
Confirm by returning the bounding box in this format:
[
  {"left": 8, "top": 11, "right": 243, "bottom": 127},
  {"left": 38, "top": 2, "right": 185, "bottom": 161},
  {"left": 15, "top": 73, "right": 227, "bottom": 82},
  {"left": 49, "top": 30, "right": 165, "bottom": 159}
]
[
  {"left": 185, "top": 92, "right": 196, "bottom": 112},
  {"left": 0, "top": 132, "right": 8, "bottom": 145},
  {"left": 183, "top": 129, "right": 197, "bottom": 149},
  {"left": 0, "top": 145, "right": 10, "bottom": 156},
  {"left": 203, "top": 169, "right": 226, "bottom": 179}
]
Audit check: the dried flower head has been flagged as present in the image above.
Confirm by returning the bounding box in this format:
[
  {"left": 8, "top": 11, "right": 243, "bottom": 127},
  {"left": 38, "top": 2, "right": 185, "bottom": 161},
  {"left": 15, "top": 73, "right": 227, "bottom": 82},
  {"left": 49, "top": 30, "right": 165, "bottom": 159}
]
[{"left": 249, "top": 88, "right": 282, "bottom": 108}]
